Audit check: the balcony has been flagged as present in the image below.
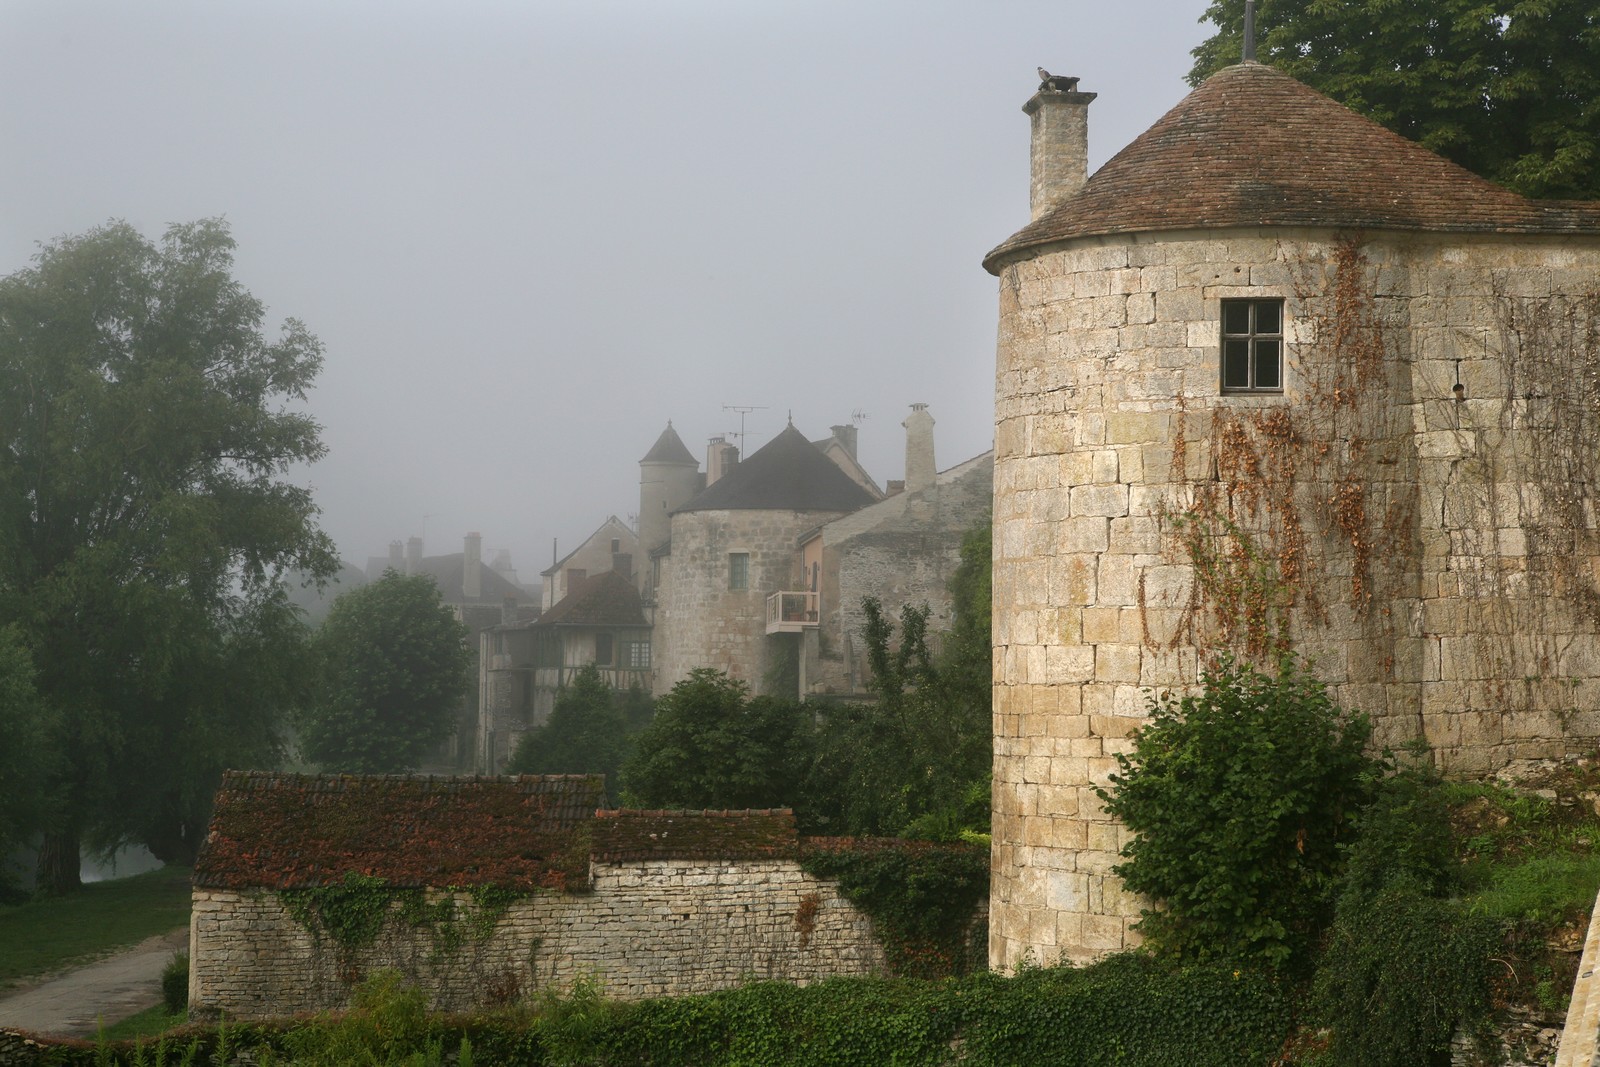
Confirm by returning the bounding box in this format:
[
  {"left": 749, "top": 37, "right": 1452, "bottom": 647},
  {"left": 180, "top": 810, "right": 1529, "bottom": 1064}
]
[{"left": 766, "top": 591, "right": 818, "bottom": 634}]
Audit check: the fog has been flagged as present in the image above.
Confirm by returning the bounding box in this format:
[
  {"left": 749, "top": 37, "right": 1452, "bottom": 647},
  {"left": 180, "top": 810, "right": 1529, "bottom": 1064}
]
[{"left": 2, "top": 0, "right": 1213, "bottom": 581}]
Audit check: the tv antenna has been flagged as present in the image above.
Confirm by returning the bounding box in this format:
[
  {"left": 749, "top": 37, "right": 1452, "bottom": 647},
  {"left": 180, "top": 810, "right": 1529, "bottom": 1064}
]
[
  {"left": 851, "top": 409, "right": 870, "bottom": 426},
  {"left": 722, "top": 404, "right": 768, "bottom": 455}
]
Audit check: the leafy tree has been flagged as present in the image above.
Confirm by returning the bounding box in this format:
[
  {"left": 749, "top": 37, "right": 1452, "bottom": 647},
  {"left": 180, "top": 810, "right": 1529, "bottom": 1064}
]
[
  {"left": 1097, "top": 655, "right": 1380, "bottom": 970},
  {"left": 1190, "top": 0, "right": 1600, "bottom": 199},
  {"left": 506, "top": 664, "right": 650, "bottom": 790},
  {"left": 0, "top": 625, "right": 50, "bottom": 896},
  {"left": 0, "top": 219, "right": 337, "bottom": 893},
  {"left": 808, "top": 601, "right": 991, "bottom": 839},
  {"left": 619, "top": 668, "right": 811, "bottom": 810},
  {"left": 806, "top": 524, "right": 994, "bottom": 839},
  {"left": 297, "top": 571, "right": 471, "bottom": 773}
]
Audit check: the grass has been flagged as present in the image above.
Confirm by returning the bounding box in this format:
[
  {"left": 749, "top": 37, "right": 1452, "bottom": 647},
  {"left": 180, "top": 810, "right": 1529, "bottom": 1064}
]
[
  {"left": 97, "top": 1004, "right": 189, "bottom": 1041},
  {"left": 0, "top": 865, "right": 192, "bottom": 988}
]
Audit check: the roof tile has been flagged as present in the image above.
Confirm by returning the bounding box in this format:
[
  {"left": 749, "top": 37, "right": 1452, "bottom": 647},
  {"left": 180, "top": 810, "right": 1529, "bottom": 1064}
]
[{"left": 985, "top": 62, "right": 1600, "bottom": 272}]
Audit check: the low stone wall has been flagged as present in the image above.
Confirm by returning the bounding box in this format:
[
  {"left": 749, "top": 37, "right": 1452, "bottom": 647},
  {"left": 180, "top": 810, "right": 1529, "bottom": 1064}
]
[{"left": 190, "top": 857, "right": 888, "bottom": 1019}]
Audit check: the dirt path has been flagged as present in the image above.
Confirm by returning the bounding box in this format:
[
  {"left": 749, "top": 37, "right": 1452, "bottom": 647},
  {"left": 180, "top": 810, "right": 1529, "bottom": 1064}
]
[{"left": 0, "top": 927, "right": 188, "bottom": 1038}]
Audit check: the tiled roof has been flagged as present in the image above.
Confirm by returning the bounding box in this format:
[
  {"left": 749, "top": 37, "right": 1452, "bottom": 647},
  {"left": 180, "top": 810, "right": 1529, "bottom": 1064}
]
[
  {"left": 640, "top": 422, "right": 698, "bottom": 466},
  {"left": 193, "top": 772, "right": 606, "bottom": 891},
  {"left": 984, "top": 62, "right": 1600, "bottom": 273},
  {"left": 535, "top": 569, "right": 648, "bottom": 628},
  {"left": 676, "top": 424, "right": 878, "bottom": 514},
  {"left": 590, "top": 809, "right": 798, "bottom": 862}
]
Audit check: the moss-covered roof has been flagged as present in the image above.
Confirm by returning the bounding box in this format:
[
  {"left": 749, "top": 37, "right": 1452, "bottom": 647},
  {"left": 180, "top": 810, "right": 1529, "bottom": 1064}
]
[
  {"left": 590, "top": 808, "right": 798, "bottom": 862},
  {"left": 193, "top": 771, "right": 606, "bottom": 892}
]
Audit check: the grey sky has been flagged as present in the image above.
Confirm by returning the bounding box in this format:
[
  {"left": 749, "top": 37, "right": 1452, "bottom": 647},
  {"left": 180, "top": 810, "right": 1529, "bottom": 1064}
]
[{"left": 2, "top": 1, "right": 1214, "bottom": 583}]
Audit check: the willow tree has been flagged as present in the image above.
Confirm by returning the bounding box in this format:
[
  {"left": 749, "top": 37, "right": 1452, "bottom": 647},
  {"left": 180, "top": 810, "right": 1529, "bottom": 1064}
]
[{"left": 0, "top": 219, "right": 336, "bottom": 893}]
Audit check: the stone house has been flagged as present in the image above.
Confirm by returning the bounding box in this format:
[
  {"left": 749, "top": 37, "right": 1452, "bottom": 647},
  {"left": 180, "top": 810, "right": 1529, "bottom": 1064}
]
[
  {"left": 649, "top": 423, "right": 880, "bottom": 697},
  {"left": 985, "top": 60, "right": 1600, "bottom": 970},
  {"left": 188, "top": 771, "right": 893, "bottom": 1018},
  {"left": 541, "top": 516, "right": 639, "bottom": 611},
  {"left": 478, "top": 570, "right": 653, "bottom": 773},
  {"left": 797, "top": 408, "right": 994, "bottom": 697}
]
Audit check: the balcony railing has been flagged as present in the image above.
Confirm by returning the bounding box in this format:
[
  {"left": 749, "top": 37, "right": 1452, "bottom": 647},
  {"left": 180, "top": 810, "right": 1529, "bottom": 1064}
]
[{"left": 766, "top": 591, "right": 818, "bottom": 634}]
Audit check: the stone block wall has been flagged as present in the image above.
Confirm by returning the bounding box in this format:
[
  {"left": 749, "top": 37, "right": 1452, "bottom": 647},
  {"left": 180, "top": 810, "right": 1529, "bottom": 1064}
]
[
  {"left": 189, "top": 858, "right": 887, "bottom": 1020},
  {"left": 989, "top": 227, "right": 1600, "bottom": 970},
  {"left": 808, "top": 453, "right": 993, "bottom": 695},
  {"left": 653, "top": 508, "right": 850, "bottom": 696}
]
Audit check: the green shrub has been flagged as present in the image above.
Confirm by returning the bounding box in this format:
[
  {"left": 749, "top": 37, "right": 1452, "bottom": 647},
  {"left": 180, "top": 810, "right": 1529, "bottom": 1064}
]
[
  {"left": 1314, "top": 884, "right": 1498, "bottom": 1067},
  {"left": 160, "top": 952, "right": 188, "bottom": 1015},
  {"left": 1340, "top": 760, "right": 1458, "bottom": 899},
  {"left": 1096, "top": 655, "right": 1380, "bottom": 969},
  {"left": 267, "top": 969, "right": 451, "bottom": 1066}
]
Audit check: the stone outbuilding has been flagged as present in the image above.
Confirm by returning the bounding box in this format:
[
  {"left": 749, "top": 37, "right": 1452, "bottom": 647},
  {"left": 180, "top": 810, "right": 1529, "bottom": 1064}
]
[
  {"left": 985, "top": 61, "right": 1600, "bottom": 969},
  {"left": 188, "top": 771, "right": 895, "bottom": 1018}
]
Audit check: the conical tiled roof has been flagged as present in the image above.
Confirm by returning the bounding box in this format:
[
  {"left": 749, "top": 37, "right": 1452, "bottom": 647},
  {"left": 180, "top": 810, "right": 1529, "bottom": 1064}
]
[
  {"left": 640, "top": 422, "right": 698, "bottom": 465},
  {"left": 676, "top": 424, "right": 878, "bottom": 514},
  {"left": 985, "top": 62, "right": 1600, "bottom": 273}
]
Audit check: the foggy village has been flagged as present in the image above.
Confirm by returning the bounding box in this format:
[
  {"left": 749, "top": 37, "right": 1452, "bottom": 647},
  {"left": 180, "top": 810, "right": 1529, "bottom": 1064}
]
[{"left": 8, "top": 1, "right": 1600, "bottom": 1064}]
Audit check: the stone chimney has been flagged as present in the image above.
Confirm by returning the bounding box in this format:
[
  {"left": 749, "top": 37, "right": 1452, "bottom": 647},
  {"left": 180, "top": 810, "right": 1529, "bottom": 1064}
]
[
  {"left": 613, "top": 552, "right": 634, "bottom": 579},
  {"left": 1023, "top": 74, "right": 1096, "bottom": 221},
  {"left": 406, "top": 536, "right": 423, "bottom": 576},
  {"left": 463, "top": 532, "right": 482, "bottom": 601},
  {"left": 830, "top": 424, "right": 858, "bottom": 460},
  {"left": 904, "top": 403, "right": 936, "bottom": 494},
  {"left": 388, "top": 540, "right": 403, "bottom": 572},
  {"left": 705, "top": 436, "right": 739, "bottom": 487},
  {"left": 502, "top": 595, "right": 518, "bottom": 626}
]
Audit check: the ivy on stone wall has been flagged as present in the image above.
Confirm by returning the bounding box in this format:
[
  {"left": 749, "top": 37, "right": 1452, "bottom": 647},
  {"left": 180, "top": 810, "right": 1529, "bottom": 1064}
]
[
  {"left": 279, "top": 872, "right": 528, "bottom": 963},
  {"left": 1150, "top": 237, "right": 1417, "bottom": 678},
  {"left": 797, "top": 839, "right": 988, "bottom": 979}
]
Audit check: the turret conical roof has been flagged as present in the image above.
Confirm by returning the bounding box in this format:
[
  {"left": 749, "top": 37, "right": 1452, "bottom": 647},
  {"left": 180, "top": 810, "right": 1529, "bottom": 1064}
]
[
  {"left": 640, "top": 422, "right": 697, "bottom": 466},
  {"left": 985, "top": 62, "right": 1600, "bottom": 273},
  {"left": 676, "top": 424, "right": 877, "bottom": 514}
]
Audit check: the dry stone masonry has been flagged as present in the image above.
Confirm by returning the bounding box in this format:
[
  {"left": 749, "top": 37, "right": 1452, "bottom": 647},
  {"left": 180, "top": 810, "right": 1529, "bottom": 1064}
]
[{"left": 185, "top": 773, "right": 942, "bottom": 1019}]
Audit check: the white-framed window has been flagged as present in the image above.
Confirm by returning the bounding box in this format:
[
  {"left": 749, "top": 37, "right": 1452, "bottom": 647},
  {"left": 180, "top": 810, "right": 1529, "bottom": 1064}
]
[
  {"left": 1221, "top": 298, "right": 1284, "bottom": 393},
  {"left": 728, "top": 552, "right": 750, "bottom": 591},
  {"left": 625, "top": 640, "right": 651, "bottom": 669}
]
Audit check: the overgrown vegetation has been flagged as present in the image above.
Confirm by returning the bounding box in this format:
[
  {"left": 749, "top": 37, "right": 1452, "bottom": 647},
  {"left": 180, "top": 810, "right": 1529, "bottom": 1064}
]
[
  {"left": 65, "top": 961, "right": 1290, "bottom": 1066},
  {"left": 1097, "top": 658, "right": 1600, "bottom": 1064},
  {"left": 507, "top": 664, "right": 652, "bottom": 790},
  {"left": 279, "top": 872, "right": 524, "bottom": 958},
  {"left": 798, "top": 840, "right": 989, "bottom": 978},
  {"left": 618, "top": 520, "right": 993, "bottom": 845},
  {"left": 1097, "top": 656, "right": 1379, "bottom": 970}
]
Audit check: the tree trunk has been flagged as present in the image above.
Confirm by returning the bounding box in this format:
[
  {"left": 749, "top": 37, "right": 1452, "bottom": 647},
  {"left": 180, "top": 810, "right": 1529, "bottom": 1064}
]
[{"left": 35, "top": 829, "right": 81, "bottom": 896}]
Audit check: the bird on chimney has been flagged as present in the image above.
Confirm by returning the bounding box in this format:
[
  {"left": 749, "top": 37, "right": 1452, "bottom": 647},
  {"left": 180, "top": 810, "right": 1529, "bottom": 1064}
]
[{"left": 1037, "top": 68, "right": 1080, "bottom": 92}]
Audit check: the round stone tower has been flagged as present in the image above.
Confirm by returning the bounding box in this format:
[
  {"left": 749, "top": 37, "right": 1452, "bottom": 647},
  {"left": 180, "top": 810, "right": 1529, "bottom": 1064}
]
[
  {"left": 985, "top": 62, "right": 1600, "bottom": 970},
  {"left": 638, "top": 422, "right": 701, "bottom": 559}
]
